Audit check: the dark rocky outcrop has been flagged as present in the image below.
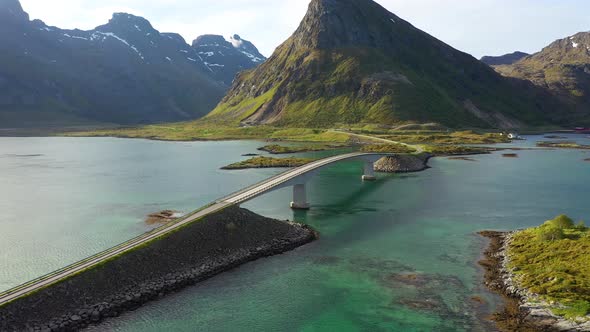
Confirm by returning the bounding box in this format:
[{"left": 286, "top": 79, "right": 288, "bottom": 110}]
[
  {"left": 373, "top": 153, "right": 431, "bottom": 173},
  {"left": 0, "top": 206, "right": 316, "bottom": 331}
]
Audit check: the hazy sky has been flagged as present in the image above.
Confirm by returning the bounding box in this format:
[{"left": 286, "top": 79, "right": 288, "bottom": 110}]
[{"left": 19, "top": 0, "right": 590, "bottom": 58}]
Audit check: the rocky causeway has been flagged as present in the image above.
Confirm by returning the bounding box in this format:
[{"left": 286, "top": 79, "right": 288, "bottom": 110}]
[{"left": 0, "top": 207, "right": 317, "bottom": 331}]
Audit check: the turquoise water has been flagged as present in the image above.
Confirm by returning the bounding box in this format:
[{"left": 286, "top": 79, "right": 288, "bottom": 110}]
[{"left": 1, "top": 136, "right": 589, "bottom": 331}]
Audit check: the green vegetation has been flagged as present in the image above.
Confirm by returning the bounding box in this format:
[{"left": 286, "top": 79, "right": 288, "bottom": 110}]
[
  {"left": 221, "top": 156, "right": 316, "bottom": 170},
  {"left": 537, "top": 141, "right": 590, "bottom": 150},
  {"left": 258, "top": 144, "right": 341, "bottom": 154},
  {"left": 378, "top": 131, "right": 510, "bottom": 145},
  {"left": 508, "top": 215, "right": 590, "bottom": 319},
  {"left": 204, "top": 0, "right": 571, "bottom": 130},
  {"left": 423, "top": 145, "right": 494, "bottom": 156},
  {"left": 492, "top": 32, "right": 590, "bottom": 120},
  {"left": 360, "top": 143, "right": 416, "bottom": 154},
  {"left": 65, "top": 125, "right": 352, "bottom": 144}
]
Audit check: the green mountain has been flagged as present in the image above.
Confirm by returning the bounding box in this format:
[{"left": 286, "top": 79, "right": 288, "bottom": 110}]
[
  {"left": 206, "top": 0, "right": 572, "bottom": 129},
  {"left": 492, "top": 32, "right": 590, "bottom": 123}
]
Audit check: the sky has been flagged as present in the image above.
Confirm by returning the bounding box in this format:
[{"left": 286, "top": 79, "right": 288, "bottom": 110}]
[{"left": 19, "top": 0, "right": 590, "bottom": 59}]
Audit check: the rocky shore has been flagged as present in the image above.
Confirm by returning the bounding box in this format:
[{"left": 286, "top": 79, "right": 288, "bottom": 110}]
[
  {"left": 373, "top": 153, "right": 432, "bottom": 173},
  {"left": 0, "top": 207, "right": 317, "bottom": 331},
  {"left": 479, "top": 231, "right": 590, "bottom": 332}
]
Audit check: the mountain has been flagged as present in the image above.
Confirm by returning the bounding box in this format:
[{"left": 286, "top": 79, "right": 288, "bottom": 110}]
[
  {"left": 481, "top": 52, "right": 529, "bottom": 66},
  {"left": 206, "top": 0, "right": 572, "bottom": 129},
  {"left": 491, "top": 32, "right": 590, "bottom": 121},
  {"left": 0, "top": 0, "right": 264, "bottom": 128},
  {"left": 192, "top": 34, "right": 266, "bottom": 86}
]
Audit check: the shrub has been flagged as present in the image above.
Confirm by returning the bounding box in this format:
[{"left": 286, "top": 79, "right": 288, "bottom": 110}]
[
  {"left": 547, "top": 215, "right": 575, "bottom": 229},
  {"left": 575, "top": 221, "right": 587, "bottom": 231},
  {"left": 536, "top": 225, "right": 565, "bottom": 241}
]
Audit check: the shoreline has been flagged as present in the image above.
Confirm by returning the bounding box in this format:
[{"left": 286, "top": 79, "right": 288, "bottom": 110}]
[
  {"left": 0, "top": 207, "right": 317, "bottom": 331},
  {"left": 479, "top": 231, "right": 589, "bottom": 332}
]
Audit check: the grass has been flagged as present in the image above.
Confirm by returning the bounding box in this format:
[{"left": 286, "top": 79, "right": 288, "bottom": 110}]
[
  {"left": 360, "top": 143, "right": 416, "bottom": 154},
  {"left": 537, "top": 141, "right": 590, "bottom": 150},
  {"left": 422, "top": 145, "right": 494, "bottom": 156},
  {"left": 375, "top": 130, "right": 510, "bottom": 145},
  {"left": 65, "top": 124, "right": 353, "bottom": 144},
  {"left": 508, "top": 215, "right": 590, "bottom": 319},
  {"left": 221, "top": 156, "right": 316, "bottom": 170},
  {"left": 258, "top": 144, "right": 340, "bottom": 154}
]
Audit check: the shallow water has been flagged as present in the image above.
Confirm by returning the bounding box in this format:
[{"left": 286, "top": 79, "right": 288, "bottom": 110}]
[{"left": 1, "top": 135, "right": 589, "bottom": 331}]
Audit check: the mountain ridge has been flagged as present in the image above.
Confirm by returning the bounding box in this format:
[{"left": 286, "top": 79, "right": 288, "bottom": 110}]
[
  {"left": 206, "top": 0, "right": 571, "bottom": 129},
  {"left": 0, "top": 1, "right": 265, "bottom": 128},
  {"left": 491, "top": 32, "right": 590, "bottom": 124},
  {"left": 481, "top": 52, "right": 529, "bottom": 66}
]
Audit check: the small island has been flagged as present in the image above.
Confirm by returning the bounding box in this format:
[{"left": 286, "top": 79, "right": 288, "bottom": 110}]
[
  {"left": 258, "top": 144, "right": 340, "bottom": 154},
  {"left": 360, "top": 143, "right": 416, "bottom": 154},
  {"left": 423, "top": 145, "right": 495, "bottom": 156},
  {"left": 537, "top": 141, "right": 590, "bottom": 150},
  {"left": 481, "top": 215, "right": 590, "bottom": 331},
  {"left": 221, "top": 156, "right": 316, "bottom": 170}
]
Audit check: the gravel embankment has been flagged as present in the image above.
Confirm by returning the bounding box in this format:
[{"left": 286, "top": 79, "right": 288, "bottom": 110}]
[{"left": 0, "top": 207, "right": 317, "bottom": 331}]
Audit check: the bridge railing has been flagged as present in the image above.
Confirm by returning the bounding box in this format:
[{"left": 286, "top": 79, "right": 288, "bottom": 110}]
[
  {"left": 0, "top": 152, "right": 389, "bottom": 305},
  {"left": 0, "top": 202, "right": 216, "bottom": 304},
  {"left": 217, "top": 152, "right": 368, "bottom": 204},
  {"left": 223, "top": 152, "right": 388, "bottom": 205}
]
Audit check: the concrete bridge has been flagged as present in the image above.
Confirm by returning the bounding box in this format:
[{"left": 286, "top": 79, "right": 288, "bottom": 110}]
[
  {"left": 0, "top": 152, "right": 392, "bottom": 306},
  {"left": 220, "top": 152, "right": 388, "bottom": 209}
]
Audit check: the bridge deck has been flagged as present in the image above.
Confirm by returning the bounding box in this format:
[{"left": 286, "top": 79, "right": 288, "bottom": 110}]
[{"left": 0, "top": 152, "right": 391, "bottom": 306}]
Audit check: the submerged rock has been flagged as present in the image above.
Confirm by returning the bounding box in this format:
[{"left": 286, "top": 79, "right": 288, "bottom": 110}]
[{"left": 145, "top": 210, "right": 182, "bottom": 224}]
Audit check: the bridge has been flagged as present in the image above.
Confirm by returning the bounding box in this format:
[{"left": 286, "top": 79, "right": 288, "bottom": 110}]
[{"left": 0, "top": 152, "right": 393, "bottom": 306}]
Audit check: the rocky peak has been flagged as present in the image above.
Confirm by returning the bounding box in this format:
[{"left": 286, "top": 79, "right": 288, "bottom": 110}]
[
  {"left": 161, "top": 33, "right": 186, "bottom": 44},
  {"left": 192, "top": 34, "right": 231, "bottom": 48},
  {"left": 291, "top": 0, "right": 402, "bottom": 50},
  {"left": 229, "top": 34, "right": 265, "bottom": 62},
  {"left": 98, "top": 13, "right": 156, "bottom": 34},
  {"left": 0, "top": 0, "right": 29, "bottom": 22},
  {"left": 519, "top": 31, "right": 590, "bottom": 66}
]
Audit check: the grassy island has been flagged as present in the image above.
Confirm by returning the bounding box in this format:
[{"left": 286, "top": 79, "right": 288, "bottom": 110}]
[
  {"left": 358, "top": 130, "right": 510, "bottom": 145},
  {"left": 423, "top": 145, "right": 495, "bottom": 156},
  {"left": 258, "top": 144, "right": 339, "bottom": 154},
  {"left": 537, "top": 141, "right": 590, "bottom": 150},
  {"left": 360, "top": 143, "right": 416, "bottom": 154},
  {"left": 221, "top": 156, "right": 316, "bottom": 170},
  {"left": 508, "top": 215, "right": 590, "bottom": 319}
]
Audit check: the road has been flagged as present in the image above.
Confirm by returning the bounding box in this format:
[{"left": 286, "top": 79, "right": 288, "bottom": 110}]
[
  {"left": 0, "top": 152, "right": 389, "bottom": 307},
  {"left": 330, "top": 130, "right": 425, "bottom": 153}
]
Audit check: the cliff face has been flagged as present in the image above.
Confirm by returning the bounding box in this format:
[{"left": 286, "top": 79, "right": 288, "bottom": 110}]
[{"left": 206, "top": 0, "right": 571, "bottom": 129}]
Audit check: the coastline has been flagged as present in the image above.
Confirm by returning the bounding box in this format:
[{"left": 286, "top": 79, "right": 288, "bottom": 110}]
[
  {"left": 0, "top": 207, "right": 317, "bottom": 331},
  {"left": 479, "top": 231, "right": 590, "bottom": 332}
]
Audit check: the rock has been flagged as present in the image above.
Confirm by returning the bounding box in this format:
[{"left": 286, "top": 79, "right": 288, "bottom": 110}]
[
  {"left": 373, "top": 154, "right": 431, "bottom": 173},
  {"left": 70, "top": 315, "right": 81, "bottom": 321}
]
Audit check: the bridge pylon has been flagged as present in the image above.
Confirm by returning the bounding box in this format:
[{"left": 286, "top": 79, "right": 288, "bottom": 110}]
[
  {"left": 290, "top": 183, "right": 310, "bottom": 210},
  {"left": 362, "top": 161, "right": 377, "bottom": 181}
]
